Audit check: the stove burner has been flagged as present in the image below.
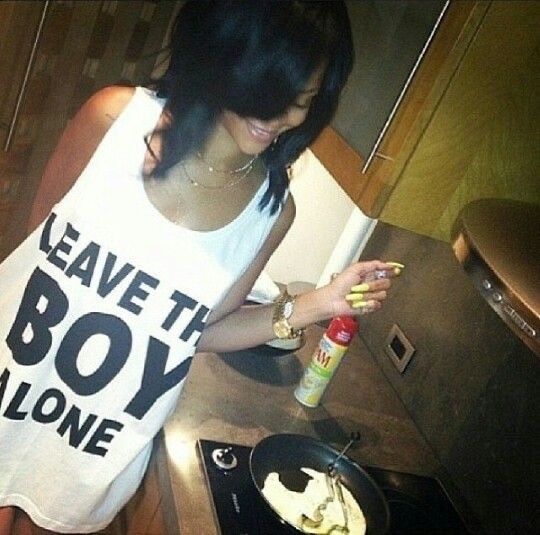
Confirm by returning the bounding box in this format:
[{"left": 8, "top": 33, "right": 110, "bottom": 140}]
[
  {"left": 198, "top": 439, "right": 470, "bottom": 534},
  {"left": 212, "top": 447, "right": 238, "bottom": 470}
]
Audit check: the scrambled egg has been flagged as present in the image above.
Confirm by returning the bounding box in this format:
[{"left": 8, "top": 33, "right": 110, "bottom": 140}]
[{"left": 262, "top": 467, "right": 366, "bottom": 534}]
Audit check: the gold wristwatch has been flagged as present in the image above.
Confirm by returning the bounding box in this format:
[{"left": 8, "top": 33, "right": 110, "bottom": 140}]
[{"left": 272, "top": 290, "right": 303, "bottom": 339}]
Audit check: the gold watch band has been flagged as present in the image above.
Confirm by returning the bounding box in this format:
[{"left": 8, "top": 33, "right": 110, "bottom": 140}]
[{"left": 272, "top": 290, "right": 303, "bottom": 340}]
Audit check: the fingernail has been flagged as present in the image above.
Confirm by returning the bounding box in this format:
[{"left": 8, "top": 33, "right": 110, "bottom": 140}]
[
  {"left": 386, "top": 261, "right": 405, "bottom": 269},
  {"left": 345, "top": 293, "right": 364, "bottom": 301},
  {"left": 393, "top": 267, "right": 402, "bottom": 276},
  {"left": 351, "top": 283, "right": 370, "bottom": 292},
  {"left": 352, "top": 300, "right": 369, "bottom": 308}
]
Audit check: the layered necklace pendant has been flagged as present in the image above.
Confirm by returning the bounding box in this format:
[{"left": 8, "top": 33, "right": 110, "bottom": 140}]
[{"left": 182, "top": 152, "right": 258, "bottom": 190}]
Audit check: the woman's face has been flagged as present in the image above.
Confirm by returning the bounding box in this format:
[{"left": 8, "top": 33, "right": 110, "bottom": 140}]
[{"left": 221, "top": 65, "right": 325, "bottom": 155}]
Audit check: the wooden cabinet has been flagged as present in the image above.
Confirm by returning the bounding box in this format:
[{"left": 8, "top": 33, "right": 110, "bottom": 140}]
[
  {"left": 311, "top": 1, "right": 488, "bottom": 219},
  {"left": 0, "top": 2, "right": 46, "bottom": 151},
  {"left": 379, "top": 0, "right": 540, "bottom": 240},
  {"left": 333, "top": 0, "right": 448, "bottom": 161}
]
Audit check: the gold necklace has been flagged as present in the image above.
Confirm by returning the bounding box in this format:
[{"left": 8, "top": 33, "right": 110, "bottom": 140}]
[
  {"left": 181, "top": 161, "right": 254, "bottom": 190},
  {"left": 196, "top": 151, "right": 258, "bottom": 175}
]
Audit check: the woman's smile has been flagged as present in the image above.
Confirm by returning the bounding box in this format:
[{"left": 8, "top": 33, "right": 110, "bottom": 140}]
[{"left": 246, "top": 120, "right": 279, "bottom": 144}]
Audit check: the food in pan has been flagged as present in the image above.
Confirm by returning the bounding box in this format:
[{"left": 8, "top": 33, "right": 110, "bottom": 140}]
[{"left": 262, "top": 467, "right": 366, "bottom": 534}]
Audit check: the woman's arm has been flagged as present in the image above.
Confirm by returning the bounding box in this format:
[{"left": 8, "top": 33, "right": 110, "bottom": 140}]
[{"left": 197, "top": 196, "right": 393, "bottom": 353}]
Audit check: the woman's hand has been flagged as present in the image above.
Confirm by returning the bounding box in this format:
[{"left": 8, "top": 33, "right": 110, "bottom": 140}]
[
  {"left": 198, "top": 258, "right": 403, "bottom": 354},
  {"left": 316, "top": 260, "right": 403, "bottom": 319}
]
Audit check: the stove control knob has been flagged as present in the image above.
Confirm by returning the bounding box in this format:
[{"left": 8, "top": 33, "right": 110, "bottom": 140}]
[{"left": 211, "top": 447, "right": 238, "bottom": 470}]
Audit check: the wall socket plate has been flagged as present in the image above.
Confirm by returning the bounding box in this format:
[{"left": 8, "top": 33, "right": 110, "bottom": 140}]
[{"left": 384, "top": 324, "right": 415, "bottom": 374}]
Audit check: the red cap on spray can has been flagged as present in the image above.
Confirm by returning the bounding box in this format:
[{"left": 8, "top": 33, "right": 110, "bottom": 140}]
[{"left": 325, "top": 315, "right": 358, "bottom": 346}]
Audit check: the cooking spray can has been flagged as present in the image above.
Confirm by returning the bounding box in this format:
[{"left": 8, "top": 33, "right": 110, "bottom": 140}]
[{"left": 294, "top": 315, "right": 358, "bottom": 407}]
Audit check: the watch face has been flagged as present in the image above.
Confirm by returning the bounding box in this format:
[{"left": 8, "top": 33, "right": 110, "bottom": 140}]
[{"left": 283, "top": 300, "right": 294, "bottom": 319}]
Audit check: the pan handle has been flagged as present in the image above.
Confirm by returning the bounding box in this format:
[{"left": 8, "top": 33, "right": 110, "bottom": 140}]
[{"left": 328, "top": 431, "right": 360, "bottom": 475}]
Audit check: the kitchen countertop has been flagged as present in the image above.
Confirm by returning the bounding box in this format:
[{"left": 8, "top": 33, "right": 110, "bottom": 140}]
[{"left": 155, "top": 324, "right": 456, "bottom": 534}]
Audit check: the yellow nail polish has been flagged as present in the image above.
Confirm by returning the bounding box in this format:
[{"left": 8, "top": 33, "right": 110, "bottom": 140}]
[
  {"left": 351, "top": 283, "right": 370, "bottom": 292},
  {"left": 352, "top": 300, "right": 369, "bottom": 308},
  {"left": 387, "top": 261, "right": 405, "bottom": 269},
  {"left": 345, "top": 293, "right": 364, "bottom": 301}
]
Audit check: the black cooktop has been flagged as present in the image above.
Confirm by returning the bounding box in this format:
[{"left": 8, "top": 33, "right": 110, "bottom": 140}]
[{"left": 198, "top": 439, "right": 470, "bottom": 534}]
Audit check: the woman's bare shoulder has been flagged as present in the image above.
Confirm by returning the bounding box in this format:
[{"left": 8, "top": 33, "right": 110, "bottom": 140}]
[
  {"left": 77, "top": 85, "right": 137, "bottom": 130},
  {"left": 52, "top": 85, "right": 138, "bottom": 157},
  {"left": 54, "top": 85, "right": 138, "bottom": 169},
  {"left": 26, "top": 86, "right": 138, "bottom": 232}
]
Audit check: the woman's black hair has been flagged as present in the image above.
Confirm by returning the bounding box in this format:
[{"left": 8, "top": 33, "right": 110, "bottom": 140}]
[{"left": 149, "top": 0, "right": 354, "bottom": 214}]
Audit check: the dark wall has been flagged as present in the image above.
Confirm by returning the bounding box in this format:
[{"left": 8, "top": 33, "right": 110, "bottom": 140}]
[{"left": 359, "top": 222, "right": 539, "bottom": 534}]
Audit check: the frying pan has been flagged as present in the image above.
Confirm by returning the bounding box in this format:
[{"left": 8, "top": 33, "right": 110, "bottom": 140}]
[{"left": 250, "top": 433, "right": 390, "bottom": 534}]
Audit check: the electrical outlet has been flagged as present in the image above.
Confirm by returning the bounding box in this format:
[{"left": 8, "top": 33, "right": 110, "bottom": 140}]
[{"left": 384, "top": 324, "right": 415, "bottom": 374}]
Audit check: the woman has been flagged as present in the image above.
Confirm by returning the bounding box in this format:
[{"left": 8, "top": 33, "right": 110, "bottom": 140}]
[{"left": 0, "top": 2, "right": 397, "bottom": 533}]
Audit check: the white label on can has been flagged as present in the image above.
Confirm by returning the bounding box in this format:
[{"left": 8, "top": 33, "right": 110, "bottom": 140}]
[{"left": 294, "top": 335, "right": 348, "bottom": 407}]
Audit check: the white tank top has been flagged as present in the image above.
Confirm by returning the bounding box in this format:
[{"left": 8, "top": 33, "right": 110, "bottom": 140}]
[{"left": 0, "top": 87, "right": 283, "bottom": 532}]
